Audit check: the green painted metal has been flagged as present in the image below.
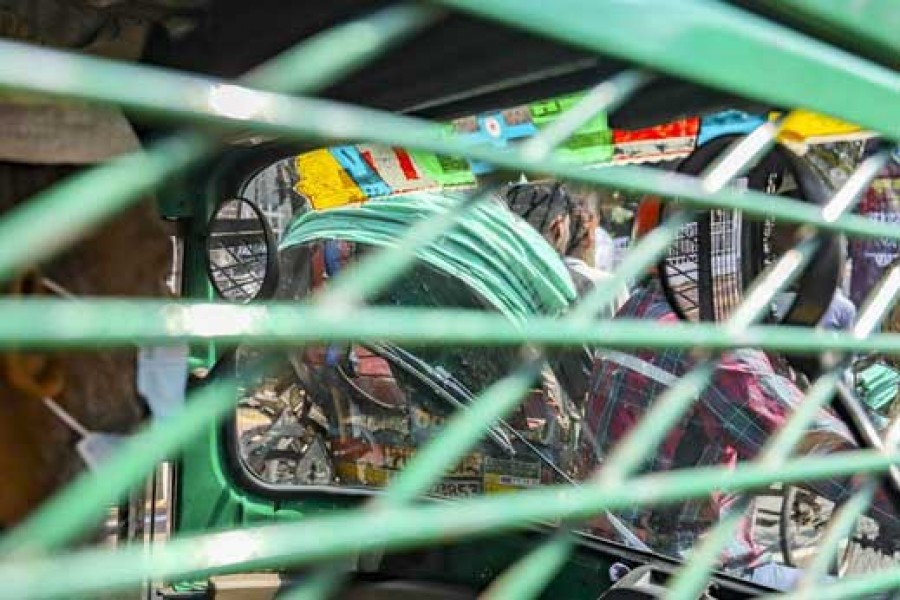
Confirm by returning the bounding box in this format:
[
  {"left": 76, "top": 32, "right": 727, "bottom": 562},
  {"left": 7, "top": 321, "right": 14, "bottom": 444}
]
[
  {"left": 0, "top": 5, "right": 439, "bottom": 283},
  {"left": 9, "top": 299, "right": 900, "bottom": 355},
  {"left": 0, "top": 373, "right": 241, "bottom": 557},
  {"left": 2, "top": 44, "right": 900, "bottom": 246},
  {"left": 1, "top": 1, "right": 900, "bottom": 599},
  {"left": 436, "top": 0, "right": 900, "bottom": 139},
  {"left": 0, "top": 451, "right": 896, "bottom": 599},
  {"left": 798, "top": 483, "right": 877, "bottom": 588},
  {"left": 757, "top": 0, "right": 900, "bottom": 65}
]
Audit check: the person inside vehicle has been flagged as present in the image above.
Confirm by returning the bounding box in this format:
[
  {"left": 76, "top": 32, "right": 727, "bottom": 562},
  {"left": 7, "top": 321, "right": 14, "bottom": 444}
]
[
  {"left": 819, "top": 256, "right": 857, "bottom": 331},
  {"left": 502, "top": 181, "right": 629, "bottom": 314},
  {"left": 576, "top": 195, "right": 899, "bottom": 588}
]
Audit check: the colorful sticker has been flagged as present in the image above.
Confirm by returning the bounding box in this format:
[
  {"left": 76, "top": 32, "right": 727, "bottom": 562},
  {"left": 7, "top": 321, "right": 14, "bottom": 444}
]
[
  {"left": 408, "top": 142, "right": 477, "bottom": 188},
  {"left": 698, "top": 110, "right": 765, "bottom": 145},
  {"left": 357, "top": 144, "right": 438, "bottom": 194},
  {"left": 452, "top": 105, "right": 538, "bottom": 174},
  {"left": 529, "top": 93, "right": 613, "bottom": 164},
  {"left": 612, "top": 117, "right": 700, "bottom": 164},
  {"left": 772, "top": 109, "right": 872, "bottom": 144},
  {"left": 294, "top": 149, "right": 366, "bottom": 210},
  {"left": 483, "top": 456, "right": 541, "bottom": 494},
  {"left": 329, "top": 145, "right": 392, "bottom": 198},
  {"left": 333, "top": 440, "right": 483, "bottom": 490},
  {"left": 429, "top": 479, "right": 482, "bottom": 498}
]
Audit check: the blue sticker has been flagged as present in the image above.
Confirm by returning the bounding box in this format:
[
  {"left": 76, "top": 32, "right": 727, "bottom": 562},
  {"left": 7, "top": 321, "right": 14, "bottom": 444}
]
[
  {"left": 457, "top": 110, "right": 538, "bottom": 175},
  {"left": 698, "top": 110, "right": 766, "bottom": 145},
  {"left": 330, "top": 145, "right": 393, "bottom": 197}
]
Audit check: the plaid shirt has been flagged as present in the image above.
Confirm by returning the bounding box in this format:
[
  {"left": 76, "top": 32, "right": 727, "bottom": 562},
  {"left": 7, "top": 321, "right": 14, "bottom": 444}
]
[{"left": 578, "top": 280, "right": 865, "bottom": 568}]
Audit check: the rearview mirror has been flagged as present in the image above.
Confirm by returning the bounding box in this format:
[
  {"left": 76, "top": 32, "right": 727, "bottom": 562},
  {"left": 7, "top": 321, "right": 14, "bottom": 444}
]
[{"left": 206, "top": 198, "right": 278, "bottom": 303}]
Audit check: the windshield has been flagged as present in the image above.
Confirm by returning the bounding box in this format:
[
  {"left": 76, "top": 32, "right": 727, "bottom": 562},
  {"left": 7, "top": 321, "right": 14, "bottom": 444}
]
[
  {"left": 234, "top": 240, "right": 571, "bottom": 496},
  {"left": 226, "top": 105, "right": 888, "bottom": 584}
]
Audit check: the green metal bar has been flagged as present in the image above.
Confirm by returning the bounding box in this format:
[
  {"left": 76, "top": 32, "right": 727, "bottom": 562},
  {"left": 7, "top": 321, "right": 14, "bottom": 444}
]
[
  {"left": 7, "top": 300, "right": 900, "bottom": 355},
  {"left": 286, "top": 68, "right": 655, "bottom": 600},
  {"left": 776, "top": 569, "right": 900, "bottom": 600},
  {"left": 0, "top": 5, "right": 439, "bottom": 282},
  {"left": 796, "top": 482, "right": 877, "bottom": 591},
  {"left": 481, "top": 123, "right": 789, "bottom": 599},
  {"left": 436, "top": 0, "right": 900, "bottom": 140},
  {"left": 0, "top": 451, "right": 894, "bottom": 600},
  {"left": 757, "top": 0, "right": 900, "bottom": 65},
  {"left": 0, "top": 43, "right": 898, "bottom": 248},
  {"left": 667, "top": 237, "right": 900, "bottom": 598},
  {"left": 0, "top": 373, "right": 241, "bottom": 557},
  {"left": 518, "top": 69, "right": 653, "bottom": 161},
  {"left": 0, "top": 2, "right": 896, "bottom": 592}
]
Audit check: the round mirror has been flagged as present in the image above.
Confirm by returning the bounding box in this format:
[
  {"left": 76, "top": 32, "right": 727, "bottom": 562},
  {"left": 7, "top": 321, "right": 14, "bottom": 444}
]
[
  {"left": 206, "top": 198, "right": 278, "bottom": 303},
  {"left": 659, "top": 136, "right": 841, "bottom": 327}
]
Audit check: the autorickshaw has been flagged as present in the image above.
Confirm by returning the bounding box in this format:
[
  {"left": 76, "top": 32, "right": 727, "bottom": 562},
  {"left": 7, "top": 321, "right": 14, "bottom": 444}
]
[{"left": 2, "top": 2, "right": 900, "bottom": 599}]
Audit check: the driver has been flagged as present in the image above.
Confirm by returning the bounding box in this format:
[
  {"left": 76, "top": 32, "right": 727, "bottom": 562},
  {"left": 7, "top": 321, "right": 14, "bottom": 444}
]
[
  {"left": 576, "top": 196, "right": 899, "bottom": 588},
  {"left": 501, "top": 181, "right": 629, "bottom": 314}
]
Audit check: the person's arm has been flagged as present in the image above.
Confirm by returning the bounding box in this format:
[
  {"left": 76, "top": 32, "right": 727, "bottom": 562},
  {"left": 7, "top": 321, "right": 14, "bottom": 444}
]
[{"left": 704, "top": 351, "right": 899, "bottom": 528}]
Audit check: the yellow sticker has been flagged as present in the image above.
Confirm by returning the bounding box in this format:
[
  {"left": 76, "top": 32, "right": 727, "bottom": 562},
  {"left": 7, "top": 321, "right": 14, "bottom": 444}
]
[
  {"left": 294, "top": 149, "right": 366, "bottom": 210},
  {"left": 771, "top": 109, "right": 868, "bottom": 143}
]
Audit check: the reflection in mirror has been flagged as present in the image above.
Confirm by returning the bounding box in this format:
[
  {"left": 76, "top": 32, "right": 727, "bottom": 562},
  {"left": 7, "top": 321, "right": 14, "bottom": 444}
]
[
  {"left": 235, "top": 352, "right": 334, "bottom": 486},
  {"left": 660, "top": 207, "right": 746, "bottom": 323},
  {"left": 240, "top": 158, "right": 309, "bottom": 242},
  {"left": 207, "top": 198, "right": 276, "bottom": 303}
]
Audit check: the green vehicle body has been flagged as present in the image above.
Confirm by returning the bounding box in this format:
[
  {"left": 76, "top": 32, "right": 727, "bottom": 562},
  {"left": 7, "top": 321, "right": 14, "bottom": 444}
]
[{"left": 2, "top": 2, "right": 900, "bottom": 599}]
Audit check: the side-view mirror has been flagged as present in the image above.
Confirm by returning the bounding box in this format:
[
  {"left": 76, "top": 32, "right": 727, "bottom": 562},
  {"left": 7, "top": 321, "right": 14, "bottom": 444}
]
[{"left": 206, "top": 198, "right": 278, "bottom": 303}]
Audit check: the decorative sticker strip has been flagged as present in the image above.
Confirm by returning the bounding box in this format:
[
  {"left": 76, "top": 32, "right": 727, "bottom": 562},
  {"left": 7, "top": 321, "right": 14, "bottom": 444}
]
[
  {"left": 772, "top": 109, "right": 874, "bottom": 145},
  {"left": 408, "top": 124, "right": 478, "bottom": 188},
  {"left": 330, "top": 145, "right": 392, "bottom": 198},
  {"left": 295, "top": 149, "right": 366, "bottom": 210},
  {"left": 357, "top": 144, "right": 438, "bottom": 194},
  {"left": 530, "top": 93, "right": 614, "bottom": 164},
  {"left": 332, "top": 439, "right": 485, "bottom": 498},
  {"left": 612, "top": 116, "right": 700, "bottom": 164},
  {"left": 483, "top": 456, "right": 542, "bottom": 494},
  {"left": 697, "top": 110, "right": 766, "bottom": 145},
  {"left": 452, "top": 105, "right": 538, "bottom": 174}
]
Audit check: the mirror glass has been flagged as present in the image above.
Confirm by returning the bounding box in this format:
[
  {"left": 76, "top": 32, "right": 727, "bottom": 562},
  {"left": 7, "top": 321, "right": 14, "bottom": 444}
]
[
  {"left": 207, "top": 198, "right": 276, "bottom": 303},
  {"left": 240, "top": 157, "right": 310, "bottom": 242}
]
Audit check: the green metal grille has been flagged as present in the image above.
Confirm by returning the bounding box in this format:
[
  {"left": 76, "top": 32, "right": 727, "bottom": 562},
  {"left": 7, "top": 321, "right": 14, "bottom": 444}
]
[{"left": 1, "top": 1, "right": 900, "bottom": 598}]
